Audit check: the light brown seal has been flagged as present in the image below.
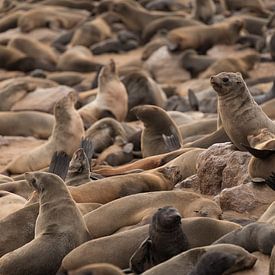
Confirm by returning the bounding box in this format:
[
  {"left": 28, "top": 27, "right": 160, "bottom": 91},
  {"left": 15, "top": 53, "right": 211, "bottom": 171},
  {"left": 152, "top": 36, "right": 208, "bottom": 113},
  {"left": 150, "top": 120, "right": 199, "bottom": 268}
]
[
  {"left": 211, "top": 72, "right": 275, "bottom": 151},
  {"left": 2, "top": 92, "right": 84, "bottom": 174},
  {"left": 68, "top": 166, "right": 182, "bottom": 204},
  {"left": 83, "top": 190, "right": 222, "bottom": 238},
  {"left": 61, "top": 217, "right": 240, "bottom": 270},
  {"left": 132, "top": 105, "right": 182, "bottom": 157},
  {"left": 78, "top": 60, "right": 128, "bottom": 128},
  {"left": 167, "top": 19, "right": 243, "bottom": 53},
  {"left": 0, "top": 171, "right": 91, "bottom": 275},
  {"left": 192, "top": 0, "right": 216, "bottom": 24},
  {"left": 0, "top": 111, "right": 54, "bottom": 139}
]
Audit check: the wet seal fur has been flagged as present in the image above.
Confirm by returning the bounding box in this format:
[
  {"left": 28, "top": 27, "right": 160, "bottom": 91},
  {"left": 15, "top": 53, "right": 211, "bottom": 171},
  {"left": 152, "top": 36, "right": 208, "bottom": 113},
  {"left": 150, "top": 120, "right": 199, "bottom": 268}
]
[{"left": 130, "top": 206, "right": 189, "bottom": 273}]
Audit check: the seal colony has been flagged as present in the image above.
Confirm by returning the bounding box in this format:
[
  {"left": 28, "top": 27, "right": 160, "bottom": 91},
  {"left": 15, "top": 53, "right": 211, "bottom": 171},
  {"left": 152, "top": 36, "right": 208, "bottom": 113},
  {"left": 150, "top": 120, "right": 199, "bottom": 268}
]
[{"left": 1, "top": 0, "right": 275, "bottom": 274}]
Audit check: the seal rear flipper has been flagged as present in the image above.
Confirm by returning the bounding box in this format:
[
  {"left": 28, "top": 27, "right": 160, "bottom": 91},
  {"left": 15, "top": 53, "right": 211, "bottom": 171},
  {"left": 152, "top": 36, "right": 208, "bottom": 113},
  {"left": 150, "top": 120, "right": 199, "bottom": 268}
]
[
  {"left": 241, "top": 143, "right": 275, "bottom": 159},
  {"left": 80, "top": 138, "right": 94, "bottom": 162},
  {"left": 265, "top": 172, "right": 275, "bottom": 191},
  {"left": 130, "top": 237, "right": 152, "bottom": 274},
  {"left": 162, "top": 133, "right": 181, "bottom": 152},
  {"left": 49, "top": 151, "right": 71, "bottom": 180}
]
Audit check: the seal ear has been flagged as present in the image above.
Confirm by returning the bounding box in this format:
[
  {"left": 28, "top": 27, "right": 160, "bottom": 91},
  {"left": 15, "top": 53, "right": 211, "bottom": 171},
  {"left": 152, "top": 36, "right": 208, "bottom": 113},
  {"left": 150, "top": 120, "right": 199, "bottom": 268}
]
[
  {"left": 130, "top": 237, "right": 152, "bottom": 274},
  {"left": 25, "top": 172, "right": 39, "bottom": 190},
  {"left": 241, "top": 143, "right": 275, "bottom": 159}
]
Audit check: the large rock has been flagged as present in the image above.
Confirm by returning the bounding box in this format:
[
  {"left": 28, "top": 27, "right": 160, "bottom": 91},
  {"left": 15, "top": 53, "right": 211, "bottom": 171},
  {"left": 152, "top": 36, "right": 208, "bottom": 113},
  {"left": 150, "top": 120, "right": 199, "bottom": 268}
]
[
  {"left": 195, "top": 143, "right": 251, "bottom": 195},
  {"left": 215, "top": 182, "right": 275, "bottom": 214}
]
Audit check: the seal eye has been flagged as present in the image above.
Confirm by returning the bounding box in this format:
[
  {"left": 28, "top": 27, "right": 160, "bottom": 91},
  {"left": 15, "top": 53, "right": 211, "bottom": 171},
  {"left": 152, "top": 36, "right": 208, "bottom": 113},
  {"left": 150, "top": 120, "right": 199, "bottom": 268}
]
[{"left": 222, "top": 77, "right": 229, "bottom": 83}]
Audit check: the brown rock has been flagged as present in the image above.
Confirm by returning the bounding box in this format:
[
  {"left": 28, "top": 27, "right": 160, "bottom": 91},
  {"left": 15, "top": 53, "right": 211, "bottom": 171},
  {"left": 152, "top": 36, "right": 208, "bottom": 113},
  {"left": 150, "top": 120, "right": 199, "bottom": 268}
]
[
  {"left": 195, "top": 143, "right": 251, "bottom": 195},
  {"left": 216, "top": 182, "right": 275, "bottom": 214},
  {"left": 11, "top": 86, "right": 74, "bottom": 113}
]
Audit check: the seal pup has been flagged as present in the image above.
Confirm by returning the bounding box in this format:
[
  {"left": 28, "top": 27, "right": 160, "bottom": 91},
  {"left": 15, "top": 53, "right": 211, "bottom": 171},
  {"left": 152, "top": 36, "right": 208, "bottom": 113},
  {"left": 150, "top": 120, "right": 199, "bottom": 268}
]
[
  {"left": 214, "top": 222, "right": 275, "bottom": 255},
  {"left": 2, "top": 92, "right": 84, "bottom": 174},
  {"left": 129, "top": 206, "right": 189, "bottom": 273},
  {"left": 192, "top": 0, "right": 216, "bottom": 24},
  {"left": 211, "top": 72, "right": 275, "bottom": 151},
  {"left": 142, "top": 244, "right": 257, "bottom": 275},
  {"left": 188, "top": 251, "right": 237, "bottom": 275},
  {"left": 0, "top": 171, "right": 91, "bottom": 275},
  {"left": 132, "top": 105, "right": 182, "bottom": 157},
  {"left": 78, "top": 60, "right": 128, "bottom": 128}
]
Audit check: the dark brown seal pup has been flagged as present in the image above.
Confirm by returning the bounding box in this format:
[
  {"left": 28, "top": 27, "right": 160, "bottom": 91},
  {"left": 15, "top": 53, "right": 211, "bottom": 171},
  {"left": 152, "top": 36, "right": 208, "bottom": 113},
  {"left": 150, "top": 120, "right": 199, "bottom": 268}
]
[
  {"left": 132, "top": 105, "right": 182, "bottom": 157},
  {"left": 78, "top": 60, "right": 128, "bottom": 128},
  {"left": 214, "top": 222, "right": 275, "bottom": 255},
  {"left": 0, "top": 172, "right": 91, "bottom": 275},
  {"left": 211, "top": 72, "right": 275, "bottom": 151},
  {"left": 130, "top": 206, "right": 189, "bottom": 274},
  {"left": 167, "top": 19, "right": 243, "bottom": 53},
  {"left": 2, "top": 92, "right": 84, "bottom": 174},
  {"left": 0, "top": 111, "right": 54, "bottom": 139},
  {"left": 188, "top": 251, "right": 237, "bottom": 275}
]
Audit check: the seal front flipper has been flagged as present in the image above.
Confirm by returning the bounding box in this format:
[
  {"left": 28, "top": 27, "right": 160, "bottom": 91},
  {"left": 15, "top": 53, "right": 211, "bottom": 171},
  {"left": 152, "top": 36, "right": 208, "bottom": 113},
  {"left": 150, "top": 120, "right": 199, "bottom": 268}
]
[
  {"left": 162, "top": 133, "right": 181, "bottom": 151},
  {"left": 130, "top": 237, "right": 152, "bottom": 274},
  {"left": 265, "top": 172, "right": 275, "bottom": 191},
  {"left": 49, "top": 151, "right": 71, "bottom": 180},
  {"left": 80, "top": 138, "right": 94, "bottom": 162},
  {"left": 188, "top": 89, "right": 199, "bottom": 111},
  {"left": 241, "top": 143, "right": 275, "bottom": 159}
]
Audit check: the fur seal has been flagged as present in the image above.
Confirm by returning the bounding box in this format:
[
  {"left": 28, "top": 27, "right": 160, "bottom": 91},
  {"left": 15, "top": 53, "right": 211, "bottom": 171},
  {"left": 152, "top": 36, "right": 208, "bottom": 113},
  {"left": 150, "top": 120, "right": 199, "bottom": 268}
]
[
  {"left": 142, "top": 244, "right": 257, "bottom": 275},
  {"left": 262, "top": 98, "right": 275, "bottom": 120},
  {"left": 180, "top": 49, "right": 216, "bottom": 77},
  {"left": 83, "top": 190, "right": 222, "bottom": 238},
  {"left": 8, "top": 36, "right": 57, "bottom": 71},
  {"left": 70, "top": 17, "right": 111, "bottom": 48},
  {"left": 192, "top": 0, "right": 216, "bottom": 24},
  {"left": 0, "top": 111, "right": 54, "bottom": 139},
  {"left": 0, "top": 172, "right": 91, "bottom": 275},
  {"left": 210, "top": 72, "right": 275, "bottom": 151},
  {"left": 199, "top": 52, "right": 259, "bottom": 79},
  {"left": 61, "top": 218, "right": 240, "bottom": 270},
  {"left": 57, "top": 46, "right": 103, "bottom": 72},
  {"left": 167, "top": 19, "right": 243, "bottom": 53},
  {"left": 68, "top": 166, "right": 182, "bottom": 204},
  {"left": 132, "top": 105, "right": 182, "bottom": 157},
  {"left": 85, "top": 118, "right": 127, "bottom": 153},
  {"left": 129, "top": 206, "right": 189, "bottom": 273},
  {"left": 18, "top": 6, "right": 88, "bottom": 33},
  {"left": 121, "top": 70, "right": 167, "bottom": 121},
  {"left": 78, "top": 60, "right": 128, "bottom": 128},
  {"left": 214, "top": 222, "right": 275, "bottom": 255},
  {"left": 188, "top": 251, "right": 238, "bottom": 275},
  {"left": 2, "top": 92, "right": 84, "bottom": 174},
  {"left": 68, "top": 263, "right": 124, "bottom": 275}
]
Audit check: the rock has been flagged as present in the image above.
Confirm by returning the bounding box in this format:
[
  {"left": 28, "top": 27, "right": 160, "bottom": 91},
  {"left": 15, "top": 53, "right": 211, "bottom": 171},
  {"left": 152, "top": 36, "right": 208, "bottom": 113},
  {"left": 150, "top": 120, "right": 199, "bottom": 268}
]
[
  {"left": 11, "top": 85, "right": 74, "bottom": 113},
  {"left": 216, "top": 182, "right": 275, "bottom": 214},
  {"left": 174, "top": 174, "right": 199, "bottom": 189},
  {"left": 195, "top": 143, "right": 251, "bottom": 195}
]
